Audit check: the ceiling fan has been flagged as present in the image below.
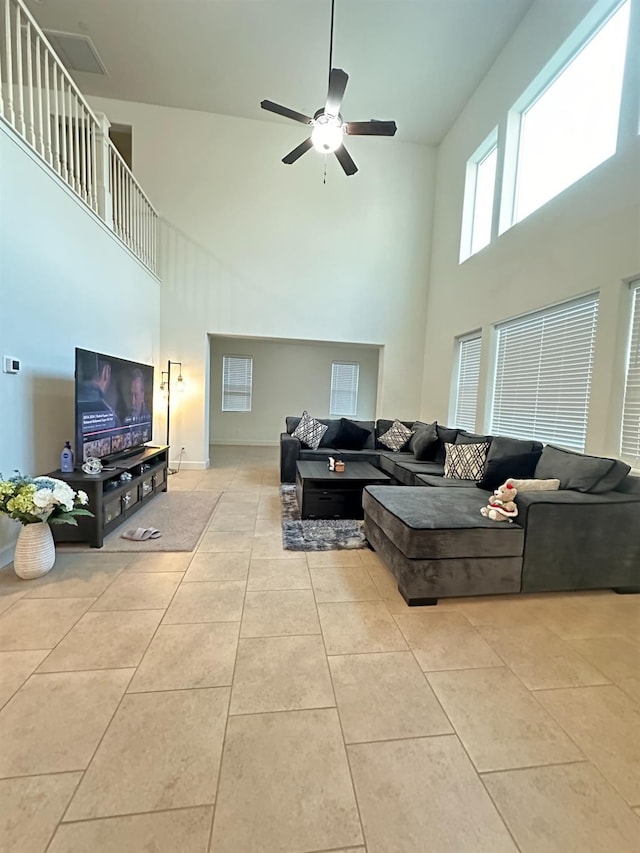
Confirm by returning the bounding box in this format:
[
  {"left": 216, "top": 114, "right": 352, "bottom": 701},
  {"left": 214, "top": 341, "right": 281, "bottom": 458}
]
[{"left": 260, "top": 0, "right": 397, "bottom": 176}]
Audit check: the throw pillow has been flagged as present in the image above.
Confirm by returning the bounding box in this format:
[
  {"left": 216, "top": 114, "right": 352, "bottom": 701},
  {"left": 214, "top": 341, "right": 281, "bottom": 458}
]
[
  {"left": 291, "top": 411, "right": 328, "bottom": 450},
  {"left": 535, "top": 445, "right": 630, "bottom": 494},
  {"left": 411, "top": 422, "right": 439, "bottom": 461},
  {"left": 378, "top": 419, "right": 413, "bottom": 452},
  {"left": 334, "top": 418, "right": 371, "bottom": 451},
  {"left": 408, "top": 420, "right": 436, "bottom": 453},
  {"left": 434, "top": 425, "right": 460, "bottom": 464},
  {"left": 456, "top": 430, "right": 493, "bottom": 446},
  {"left": 443, "top": 441, "right": 490, "bottom": 480},
  {"left": 505, "top": 478, "right": 560, "bottom": 491},
  {"left": 477, "top": 449, "right": 543, "bottom": 491},
  {"left": 486, "top": 435, "right": 543, "bottom": 463}
]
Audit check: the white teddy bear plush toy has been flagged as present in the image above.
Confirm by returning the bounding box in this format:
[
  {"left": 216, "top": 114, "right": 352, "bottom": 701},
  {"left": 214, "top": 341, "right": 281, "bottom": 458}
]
[{"left": 480, "top": 481, "right": 519, "bottom": 522}]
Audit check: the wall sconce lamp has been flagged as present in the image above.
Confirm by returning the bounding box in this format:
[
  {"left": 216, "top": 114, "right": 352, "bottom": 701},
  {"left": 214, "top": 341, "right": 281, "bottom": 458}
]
[{"left": 159, "top": 370, "right": 169, "bottom": 393}]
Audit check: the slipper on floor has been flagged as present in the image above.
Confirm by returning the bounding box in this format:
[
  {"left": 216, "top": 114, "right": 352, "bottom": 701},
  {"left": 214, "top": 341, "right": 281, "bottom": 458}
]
[{"left": 121, "top": 527, "right": 160, "bottom": 541}]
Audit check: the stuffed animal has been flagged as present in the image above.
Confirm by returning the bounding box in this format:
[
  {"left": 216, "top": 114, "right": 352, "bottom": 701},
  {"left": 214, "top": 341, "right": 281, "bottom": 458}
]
[{"left": 480, "top": 482, "right": 519, "bottom": 522}]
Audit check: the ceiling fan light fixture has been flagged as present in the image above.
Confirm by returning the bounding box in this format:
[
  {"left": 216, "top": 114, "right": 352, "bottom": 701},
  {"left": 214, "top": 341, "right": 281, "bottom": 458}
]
[{"left": 311, "top": 114, "right": 344, "bottom": 153}]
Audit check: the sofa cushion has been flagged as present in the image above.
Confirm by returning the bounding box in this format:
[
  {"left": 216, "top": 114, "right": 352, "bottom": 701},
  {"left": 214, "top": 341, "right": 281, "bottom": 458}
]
[
  {"left": 433, "top": 425, "right": 459, "bottom": 464},
  {"left": 390, "top": 459, "right": 444, "bottom": 486},
  {"left": 378, "top": 419, "right": 413, "bottom": 452},
  {"left": 412, "top": 422, "right": 439, "bottom": 460},
  {"left": 477, "top": 450, "right": 543, "bottom": 491},
  {"left": 292, "top": 411, "right": 328, "bottom": 450},
  {"left": 486, "top": 435, "right": 544, "bottom": 463},
  {"left": 456, "top": 431, "right": 493, "bottom": 446},
  {"left": 416, "top": 474, "right": 480, "bottom": 488},
  {"left": 334, "top": 418, "right": 372, "bottom": 451},
  {"left": 362, "top": 486, "right": 524, "bottom": 560},
  {"left": 444, "top": 441, "right": 490, "bottom": 481},
  {"left": 535, "top": 445, "right": 631, "bottom": 494}
]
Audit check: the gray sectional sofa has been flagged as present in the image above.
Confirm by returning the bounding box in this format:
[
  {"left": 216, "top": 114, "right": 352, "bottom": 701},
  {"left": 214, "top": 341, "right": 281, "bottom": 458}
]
[{"left": 280, "top": 416, "right": 640, "bottom": 604}]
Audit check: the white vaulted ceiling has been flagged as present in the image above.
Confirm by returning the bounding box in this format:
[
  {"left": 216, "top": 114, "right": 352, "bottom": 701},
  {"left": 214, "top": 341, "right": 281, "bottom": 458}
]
[{"left": 25, "top": 0, "right": 535, "bottom": 144}]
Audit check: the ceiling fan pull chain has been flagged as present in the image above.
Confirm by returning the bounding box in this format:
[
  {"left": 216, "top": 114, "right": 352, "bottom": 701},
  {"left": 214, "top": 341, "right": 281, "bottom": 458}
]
[{"left": 323, "top": 156, "right": 328, "bottom": 185}]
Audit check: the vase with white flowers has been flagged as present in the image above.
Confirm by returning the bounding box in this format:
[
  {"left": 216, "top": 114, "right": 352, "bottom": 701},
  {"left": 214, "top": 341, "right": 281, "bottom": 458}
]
[{"left": 0, "top": 473, "right": 93, "bottom": 579}]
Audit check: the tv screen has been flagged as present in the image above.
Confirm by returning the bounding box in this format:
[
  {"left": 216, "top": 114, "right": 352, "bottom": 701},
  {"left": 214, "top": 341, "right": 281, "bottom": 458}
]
[{"left": 75, "top": 348, "right": 154, "bottom": 462}]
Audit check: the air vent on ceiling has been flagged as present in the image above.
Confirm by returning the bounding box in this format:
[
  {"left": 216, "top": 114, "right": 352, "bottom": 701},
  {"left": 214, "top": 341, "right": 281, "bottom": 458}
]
[{"left": 43, "top": 30, "right": 107, "bottom": 75}]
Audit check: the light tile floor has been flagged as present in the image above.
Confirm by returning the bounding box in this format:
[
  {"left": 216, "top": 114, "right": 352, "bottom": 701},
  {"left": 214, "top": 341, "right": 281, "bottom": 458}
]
[{"left": 0, "top": 445, "right": 639, "bottom": 852}]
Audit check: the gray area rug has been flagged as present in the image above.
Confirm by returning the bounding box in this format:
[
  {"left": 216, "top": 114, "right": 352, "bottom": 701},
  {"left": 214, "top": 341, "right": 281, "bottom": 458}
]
[
  {"left": 66, "top": 491, "right": 221, "bottom": 552},
  {"left": 280, "top": 485, "right": 368, "bottom": 551}
]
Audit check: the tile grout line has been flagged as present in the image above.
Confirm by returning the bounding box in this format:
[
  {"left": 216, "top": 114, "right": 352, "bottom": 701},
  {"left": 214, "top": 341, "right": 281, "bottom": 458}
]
[
  {"left": 207, "top": 507, "right": 251, "bottom": 853},
  {"left": 310, "top": 548, "right": 368, "bottom": 852}
]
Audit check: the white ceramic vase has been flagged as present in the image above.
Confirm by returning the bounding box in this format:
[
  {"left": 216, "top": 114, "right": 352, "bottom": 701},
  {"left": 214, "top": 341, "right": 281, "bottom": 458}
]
[{"left": 14, "top": 522, "right": 56, "bottom": 580}]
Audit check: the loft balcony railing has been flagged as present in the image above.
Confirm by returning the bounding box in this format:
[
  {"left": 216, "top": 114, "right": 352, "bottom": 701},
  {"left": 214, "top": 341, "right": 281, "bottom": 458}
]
[{"left": 0, "top": 0, "right": 157, "bottom": 274}]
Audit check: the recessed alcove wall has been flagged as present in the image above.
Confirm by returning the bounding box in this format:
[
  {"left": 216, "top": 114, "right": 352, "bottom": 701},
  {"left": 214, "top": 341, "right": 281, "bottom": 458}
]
[{"left": 209, "top": 335, "right": 381, "bottom": 445}]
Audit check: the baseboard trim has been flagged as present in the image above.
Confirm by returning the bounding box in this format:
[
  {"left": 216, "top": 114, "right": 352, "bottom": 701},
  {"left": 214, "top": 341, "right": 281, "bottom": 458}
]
[
  {"left": 168, "top": 460, "right": 210, "bottom": 471},
  {"left": 210, "top": 440, "right": 279, "bottom": 447}
]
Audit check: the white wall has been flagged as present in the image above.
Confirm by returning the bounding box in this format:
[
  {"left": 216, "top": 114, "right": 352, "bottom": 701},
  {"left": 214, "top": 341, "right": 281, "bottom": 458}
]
[
  {"left": 209, "top": 336, "right": 380, "bottom": 445},
  {"left": 0, "top": 125, "right": 160, "bottom": 565},
  {"left": 88, "top": 96, "right": 436, "bottom": 468},
  {"left": 421, "top": 0, "right": 640, "bottom": 459}
]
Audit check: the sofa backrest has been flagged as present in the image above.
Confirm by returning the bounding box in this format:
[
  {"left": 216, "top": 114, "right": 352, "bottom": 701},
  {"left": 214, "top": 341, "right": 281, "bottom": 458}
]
[{"left": 285, "top": 417, "right": 376, "bottom": 450}]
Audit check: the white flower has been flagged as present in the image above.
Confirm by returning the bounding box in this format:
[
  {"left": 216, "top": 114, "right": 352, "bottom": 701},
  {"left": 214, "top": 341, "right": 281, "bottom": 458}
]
[
  {"left": 77, "top": 490, "right": 89, "bottom": 505},
  {"left": 33, "top": 488, "right": 55, "bottom": 509},
  {"left": 52, "top": 483, "right": 74, "bottom": 511}
]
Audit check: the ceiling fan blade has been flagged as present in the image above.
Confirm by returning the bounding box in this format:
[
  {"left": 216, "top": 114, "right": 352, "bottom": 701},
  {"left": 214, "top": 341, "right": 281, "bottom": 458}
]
[
  {"left": 282, "top": 137, "right": 313, "bottom": 165},
  {"left": 260, "top": 100, "right": 312, "bottom": 125},
  {"left": 335, "top": 144, "right": 358, "bottom": 176},
  {"left": 345, "top": 120, "right": 397, "bottom": 137},
  {"left": 325, "top": 68, "right": 348, "bottom": 117}
]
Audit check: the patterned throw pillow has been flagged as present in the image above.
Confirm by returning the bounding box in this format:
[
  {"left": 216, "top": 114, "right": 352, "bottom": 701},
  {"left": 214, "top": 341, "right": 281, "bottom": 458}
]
[
  {"left": 444, "top": 441, "right": 490, "bottom": 480},
  {"left": 378, "top": 419, "right": 412, "bottom": 452},
  {"left": 292, "top": 411, "right": 328, "bottom": 450}
]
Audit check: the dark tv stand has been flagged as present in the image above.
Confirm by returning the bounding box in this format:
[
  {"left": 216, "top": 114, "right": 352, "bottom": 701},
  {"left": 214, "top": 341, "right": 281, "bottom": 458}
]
[{"left": 47, "top": 445, "right": 169, "bottom": 548}]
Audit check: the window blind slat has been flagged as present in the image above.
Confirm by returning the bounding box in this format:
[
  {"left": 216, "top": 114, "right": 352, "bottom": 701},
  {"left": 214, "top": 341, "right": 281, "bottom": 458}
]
[
  {"left": 330, "top": 362, "right": 359, "bottom": 417},
  {"left": 621, "top": 284, "right": 640, "bottom": 464},
  {"left": 490, "top": 296, "right": 598, "bottom": 451},
  {"left": 222, "top": 355, "right": 253, "bottom": 412}
]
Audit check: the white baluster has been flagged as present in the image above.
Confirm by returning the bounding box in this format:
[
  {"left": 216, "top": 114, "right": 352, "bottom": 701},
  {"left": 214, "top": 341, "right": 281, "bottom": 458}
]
[
  {"left": 3, "top": 0, "right": 14, "bottom": 126},
  {"left": 59, "top": 78, "right": 68, "bottom": 182},
  {"left": 35, "top": 34, "right": 44, "bottom": 156},
  {"left": 14, "top": 3, "right": 24, "bottom": 135},
  {"left": 89, "top": 120, "right": 98, "bottom": 210},
  {"left": 79, "top": 97, "right": 87, "bottom": 201},
  {"left": 25, "top": 18, "right": 35, "bottom": 147},
  {"left": 53, "top": 63, "right": 62, "bottom": 175},
  {"left": 44, "top": 47, "right": 52, "bottom": 164},
  {"left": 73, "top": 92, "right": 80, "bottom": 194}
]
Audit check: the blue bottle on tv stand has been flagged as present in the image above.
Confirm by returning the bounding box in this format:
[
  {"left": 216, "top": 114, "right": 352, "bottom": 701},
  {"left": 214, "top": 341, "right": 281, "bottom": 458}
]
[{"left": 60, "top": 441, "right": 74, "bottom": 473}]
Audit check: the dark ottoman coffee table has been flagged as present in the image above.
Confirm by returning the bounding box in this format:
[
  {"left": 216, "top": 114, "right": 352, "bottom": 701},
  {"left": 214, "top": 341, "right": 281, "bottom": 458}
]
[{"left": 296, "top": 461, "right": 391, "bottom": 519}]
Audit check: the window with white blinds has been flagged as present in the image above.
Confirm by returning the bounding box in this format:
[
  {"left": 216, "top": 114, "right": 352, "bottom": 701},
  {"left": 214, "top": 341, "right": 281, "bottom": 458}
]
[
  {"left": 621, "top": 282, "right": 640, "bottom": 464},
  {"left": 222, "top": 356, "right": 253, "bottom": 412},
  {"left": 453, "top": 335, "right": 482, "bottom": 430},
  {"left": 330, "top": 362, "right": 359, "bottom": 417},
  {"left": 490, "top": 295, "right": 599, "bottom": 451}
]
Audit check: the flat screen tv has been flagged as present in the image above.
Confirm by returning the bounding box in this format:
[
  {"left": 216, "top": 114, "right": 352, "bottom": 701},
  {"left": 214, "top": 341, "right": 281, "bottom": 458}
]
[{"left": 75, "top": 348, "right": 154, "bottom": 463}]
